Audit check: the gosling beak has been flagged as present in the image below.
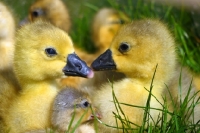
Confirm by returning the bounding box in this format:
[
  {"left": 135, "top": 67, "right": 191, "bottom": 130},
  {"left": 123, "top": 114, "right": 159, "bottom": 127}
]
[
  {"left": 63, "top": 53, "right": 94, "bottom": 78},
  {"left": 88, "top": 107, "right": 102, "bottom": 120},
  {"left": 91, "top": 49, "right": 116, "bottom": 71},
  {"left": 89, "top": 112, "right": 102, "bottom": 120}
]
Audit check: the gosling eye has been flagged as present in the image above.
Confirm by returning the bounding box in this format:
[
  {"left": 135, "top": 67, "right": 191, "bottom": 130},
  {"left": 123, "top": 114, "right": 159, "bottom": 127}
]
[
  {"left": 31, "top": 8, "right": 44, "bottom": 18},
  {"left": 45, "top": 47, "right": 57, "bottom": 57},
  {"left": 81, "top": 99, "right": 90, "bottom": 108},
  {"left": 119, "top": 19, "right": 125, "bottom": 24},
  {"left": 118, "top": 42, "right": 130, "bottom": 53}
]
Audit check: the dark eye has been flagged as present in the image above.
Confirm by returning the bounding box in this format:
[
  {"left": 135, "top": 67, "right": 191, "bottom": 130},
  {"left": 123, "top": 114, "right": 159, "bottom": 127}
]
[
  {"left": 45, "top": 48, "right": 57, "bottom": 57},
  {"left": 31, "top": 8, "right": 44, "bottom": 17},
  {"left": 119, "top": 42, "right": 130, "bottom": 53},
  {"left": 83, "top": 101, "right": 90, "bottom": 108},
  {"left": 32, "top": 11, "right": 39, "bottom": 17},
  {"left": 81, "top": 100, "right": 90, "bottom": 108},
  {"left": 119, "top": 19, "right": 125, "bottom": 24},
  {"left": 110, "top": 19, "right": 125, "bottom": 24}
]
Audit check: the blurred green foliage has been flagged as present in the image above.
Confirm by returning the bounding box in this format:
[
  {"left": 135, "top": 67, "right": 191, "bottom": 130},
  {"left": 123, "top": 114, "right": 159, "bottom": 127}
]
[{"left": 1, "top": 0, "right": 200, "bottom": 73}]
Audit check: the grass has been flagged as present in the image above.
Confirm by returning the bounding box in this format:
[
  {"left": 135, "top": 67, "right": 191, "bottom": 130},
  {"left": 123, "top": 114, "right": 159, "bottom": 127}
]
[
  {"left": 2, "top": 0, "right": 200, "bottom": 132},
  {"left": 92, "top": 66, "right": 200, "bottom": 133},
  {"left": 73, "top": 1, "right": 200, "bottom": 130}
]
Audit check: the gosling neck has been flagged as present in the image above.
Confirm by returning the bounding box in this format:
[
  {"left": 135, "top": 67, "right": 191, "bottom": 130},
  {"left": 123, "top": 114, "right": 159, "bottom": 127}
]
[{"left": 18, "top": 77, "right": 59, "bottom": 92}]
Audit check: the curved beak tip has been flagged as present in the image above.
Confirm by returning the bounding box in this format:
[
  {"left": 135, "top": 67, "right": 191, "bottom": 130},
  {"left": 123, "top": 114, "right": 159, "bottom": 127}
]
[
  {"left": 63, "top": 53, "right": 94, "bottom": 78},
  {"left": 91, "top": 49, "right": 116, "bottom": 71},
  {"left": 87, "top": 70, "right": 94, "bottom": 78}
]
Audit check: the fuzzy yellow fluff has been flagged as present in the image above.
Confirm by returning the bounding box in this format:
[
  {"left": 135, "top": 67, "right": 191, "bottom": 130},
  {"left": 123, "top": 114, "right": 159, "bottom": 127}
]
[
  {"left": 91, "top": 19, "right": 200, "bottom": 132},
  {"left": 3, "top": 21, "right": 77, "bottom": 133},
  {"left": 91, "top": 8, "right": 130, "bottom": 54},
  {"left": 0, "top": 2, "right": 15, "bottom": 70},
  {"left": 0, "top": 2, "right": 18, "bottom": 132},
  {"left": 28, "top": 0, "right": 71, "bottom": 32}
]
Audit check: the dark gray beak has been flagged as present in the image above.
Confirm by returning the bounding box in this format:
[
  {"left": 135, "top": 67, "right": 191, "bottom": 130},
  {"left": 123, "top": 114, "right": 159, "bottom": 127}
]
[
  {"left": 91, "top": 49, "right": 116, "bottom": 71},
  {"left": 63, "top": 53, "right": 93, "bottom": 78}
]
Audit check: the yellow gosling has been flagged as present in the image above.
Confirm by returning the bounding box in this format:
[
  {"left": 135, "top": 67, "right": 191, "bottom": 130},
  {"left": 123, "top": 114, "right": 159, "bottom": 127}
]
[
  {"left": 51, "top": 87, "right": 99, "bottom": 132},
  {"left": 28, "top": 0, "right": 71, "bottom": 32},
  {"left": 4, "top": 21, "right": 93, "bottom": 133},
  {"left": 91, "top": 19, "right": 200, "bottom": 132},
  {"left": 0, "top": 2, "right": 15, "bottom": 70}
]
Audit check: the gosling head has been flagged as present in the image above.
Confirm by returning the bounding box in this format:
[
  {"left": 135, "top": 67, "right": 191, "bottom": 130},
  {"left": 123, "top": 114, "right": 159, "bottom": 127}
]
[
  {"left": 92, "top": 8, "right": 130, "bottom": 52},
  {"left": 14, "top": 21, "right": 93, "bottom": 85},
  {"left": 92, "top": 19, "right": 176, "bottom": 81},
  {"left": 52, "top": 87, "right": 101, "bottom": 131},
  {"left": 22, "top": 0, "right": 71, "bottom": 32}
]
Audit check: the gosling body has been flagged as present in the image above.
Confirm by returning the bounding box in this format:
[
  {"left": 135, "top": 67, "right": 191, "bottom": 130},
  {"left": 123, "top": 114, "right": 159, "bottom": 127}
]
[
  {"left": 4, "top": 21, "right": 92, "bottom": 133},
  {"left": 0, "top": 2, "right": 18, "bottom": 132},
  {"left": 91, "top": 19, "right": 200, "bottom": 132}
]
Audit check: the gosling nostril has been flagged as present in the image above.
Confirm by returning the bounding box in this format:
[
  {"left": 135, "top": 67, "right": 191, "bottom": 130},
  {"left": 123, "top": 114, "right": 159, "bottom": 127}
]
[
  {"left": 63, "top": 53, "right": 93, "bottom": 78},
  {"left": 99, "top": 59, "right": 102, "bottom": 64},
  {"left": 75, "top": 63, "right": 82, "bottom": 71}
]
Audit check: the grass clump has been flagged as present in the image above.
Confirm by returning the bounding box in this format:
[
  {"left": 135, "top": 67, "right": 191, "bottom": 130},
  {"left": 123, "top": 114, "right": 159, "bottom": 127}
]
[{"left": 93, "top": 66, "right": 200, "bottom": 133}]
